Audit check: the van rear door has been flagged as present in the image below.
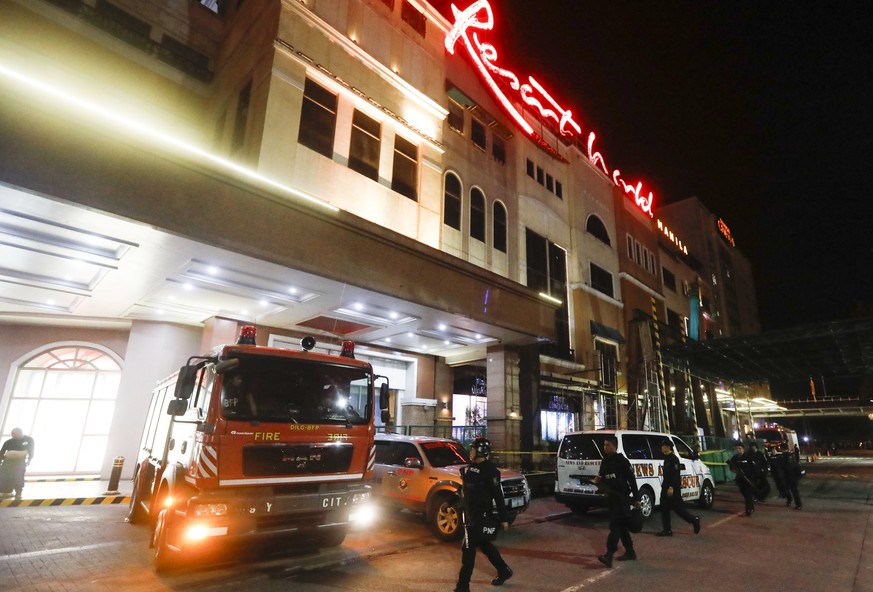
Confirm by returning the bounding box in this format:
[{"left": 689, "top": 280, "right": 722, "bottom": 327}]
[{"left": 556, "top": 433, "right": 605, "bottom": 494}]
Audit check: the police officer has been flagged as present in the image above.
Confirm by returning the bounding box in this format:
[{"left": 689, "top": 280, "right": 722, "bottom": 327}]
[
  {"left": 656, "top": 439, "right": 701, "bottom": 536},
  {"left": 728, "top": 442, "right": 758, "bottom": 516},
  {"left": 454, "top": 437, "right": 512, "bottom": 592},
  {"left": 781, "top": 451, "right": 803, "bottom": 510},
  {"left": 748, "top": 442, "right": 771, "bottom": 501},
  {"left": 594, "top": 435, "right": 640, "bottom": 567}
]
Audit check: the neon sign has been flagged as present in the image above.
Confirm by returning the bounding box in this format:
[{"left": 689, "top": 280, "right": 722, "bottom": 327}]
[
  {"left": 717, "top": 218, "right": 735, "bottom": 247},
  {"left": 445, "top": 0, "right": 654, "bottom": 217},
  {"left": 657, "top": 219, "right": 688, "bottom": 255}
]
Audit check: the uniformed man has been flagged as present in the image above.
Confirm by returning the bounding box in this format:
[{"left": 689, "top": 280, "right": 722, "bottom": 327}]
[
  {"left": 594, "top": 435, "right": 640, "bottom": 567},
  {"left": 748, "top": 442, "right": 771, "bottom": 501},
  {"left": 0, "top": 428, "right": 35, "bottom": 500},
  {"left": 454, "top": 437, "right": 512, "bottom": 592},
  {"left": 728, "top": 441, "right": 758, "bottom": 516},
  {"left": 656, "top": 439, "right": 701, "bottom": 536},
  {"left": 781, "top": 451, "right": 803, "bottom": 510}
]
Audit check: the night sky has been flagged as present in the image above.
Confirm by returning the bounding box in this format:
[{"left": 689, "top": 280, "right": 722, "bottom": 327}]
[{"left": 437, "top": 0, "right": 873, "bottom": 331}]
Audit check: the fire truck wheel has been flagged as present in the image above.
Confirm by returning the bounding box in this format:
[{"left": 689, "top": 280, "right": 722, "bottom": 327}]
[
  {"left": 428, "top": 492, "right": 462, "bottom": 542},
  {"left": 127, "top": 472, "right": 148, "bottom": 525},
  {"left": 637, "top": 486, "right": 655, "bottom": 520},
  {"left": 698, "top": 481, "right": 715, "bottom": 509},
  {"left": 153, "top": 509, "right": 181, "bottom": 572}
]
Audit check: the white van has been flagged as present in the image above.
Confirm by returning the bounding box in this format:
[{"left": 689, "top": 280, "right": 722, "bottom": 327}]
[{"left": 554, "top": 430, "right": 715, "bottom": 519}]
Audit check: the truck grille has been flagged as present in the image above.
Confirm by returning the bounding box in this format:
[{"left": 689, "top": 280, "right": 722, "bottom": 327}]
[
  {"left": 243, "top": 443, "right": 354, "bottom": 476},
  {"left": 501, "top": 478, "right": 526, "bottom": 498}
]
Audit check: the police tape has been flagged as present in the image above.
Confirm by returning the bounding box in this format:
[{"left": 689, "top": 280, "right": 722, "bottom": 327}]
[{"left": 0, "top": 496, "right": 130, "bottom": 507}]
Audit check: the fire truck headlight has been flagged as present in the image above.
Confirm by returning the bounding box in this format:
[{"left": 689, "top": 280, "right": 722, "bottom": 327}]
[
  {"left": 192, "top": 503, "right": 229, "bottom": 517},
  {"left": 184, "top": 524, "right": 229, "bottom": 542},
  {"left": 351, "top": 491, "right": 370, "bottom": 505},
  {"left": 349, "top": 503, "right": 377, "bottom": 527}
]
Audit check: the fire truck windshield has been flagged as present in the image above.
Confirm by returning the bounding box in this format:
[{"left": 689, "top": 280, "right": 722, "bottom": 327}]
[{"left": 219, "top": 355, "right": 371, "bottom": 425}]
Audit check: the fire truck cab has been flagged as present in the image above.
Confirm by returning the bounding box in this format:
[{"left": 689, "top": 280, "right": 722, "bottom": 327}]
[{"left": 128, "top": 327, "right": 389, "bottom": 571}]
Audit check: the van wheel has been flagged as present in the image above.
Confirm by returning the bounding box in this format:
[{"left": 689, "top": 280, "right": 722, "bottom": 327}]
[
  {"left": 428, "top": 492, "right": 462, "bottom": 542},
  {"left": 638, "top": 486, "right": 655, "bottom": 520},
  {"left": 314, "top": 528, "right": 347, "bottom": 548},
  {"left": 698, "top": 481, "right": 715, "bottom": 509},
  {"left": 570, "top": 504, "right": 589, "bottom": 515}
]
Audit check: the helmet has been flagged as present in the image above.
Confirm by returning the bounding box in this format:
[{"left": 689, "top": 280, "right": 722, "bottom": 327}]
[{"left": 471, "top": 437, "right": 492, "bottom": 460}]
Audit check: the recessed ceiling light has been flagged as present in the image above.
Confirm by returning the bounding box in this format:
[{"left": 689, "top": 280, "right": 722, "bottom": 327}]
[
  {"left": 183, "top": 283, "right": 193, "bottom": 291},
  {"left": 288, "top": 287, "right": 298, "bottom": 294},
  {"left": 438, "top": 323, "right": 447, "bottom": 331},
  {"left": 207, "top": 266, "right": 219, "bottom": 275},
  {"left": 354, "top": 302, "right": 365, "bottom": 311},
  {"left": 259, "top": 300, "right": 269, "bottom": 307}
]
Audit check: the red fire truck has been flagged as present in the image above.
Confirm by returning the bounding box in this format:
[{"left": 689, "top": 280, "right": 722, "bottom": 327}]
[{"left": 128, "top": 326, "right": 389, "bottom": 570}]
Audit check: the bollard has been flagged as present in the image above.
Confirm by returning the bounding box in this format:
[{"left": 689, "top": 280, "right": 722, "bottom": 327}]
[{"left": 104, "top": 456, "right": 124, "bottom": 495}]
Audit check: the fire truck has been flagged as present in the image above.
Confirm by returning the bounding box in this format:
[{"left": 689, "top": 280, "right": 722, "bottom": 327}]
[{"left": 127, "top": 326, "right": 389, "bottom": 570}]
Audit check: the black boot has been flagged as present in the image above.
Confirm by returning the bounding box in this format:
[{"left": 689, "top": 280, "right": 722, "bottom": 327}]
[
  {"left": 616, "top": 549, "right": 637, "bottom": 561},
  {"left": 597, "top": 552, "right": 614, "bottom": 568},
  {"left": 492, "top": 566, "right": 513, "bottom": 586},
  {"left": 454, "top": 585, "right": 470, "bottom": 592}
]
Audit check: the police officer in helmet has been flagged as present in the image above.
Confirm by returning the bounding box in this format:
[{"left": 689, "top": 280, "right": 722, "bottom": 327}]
[{"left": 454, "top": 437, "right": 512, "bottom": 592}]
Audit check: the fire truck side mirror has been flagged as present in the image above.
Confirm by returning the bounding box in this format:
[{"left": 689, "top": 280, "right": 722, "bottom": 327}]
[
  {"left": 166, "top": 399, "right": 188, "bottom": 416},
  {"left": 174, "top": 365, "right": 199, "bottom": 400},
  {"left": 379, "top": 383, "right": 390, "bottom": 410},
  {"left": 381, "top": 409, "right": 390, "bottom": 424}
]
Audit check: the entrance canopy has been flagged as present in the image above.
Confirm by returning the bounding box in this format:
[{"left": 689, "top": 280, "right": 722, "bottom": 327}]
[{"left": 663, "top": 317, "right": 873, "bottom": 383}]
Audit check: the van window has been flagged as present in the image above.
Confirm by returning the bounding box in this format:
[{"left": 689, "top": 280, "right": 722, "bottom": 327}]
[
  {"left": 375, "top": 440, "right": 395, "bottom": 464},
  {"left": 645, "top": 435, "right": 667, "bottom": 460},
  {"left": 622, "top": 434, "right": 653, "bottom": 460},
  {"left": 674, "top": 437, "right": 695, "bottom": 459},
  {"left": 559, "top": 434, "right": 607, "bottom": 460}
]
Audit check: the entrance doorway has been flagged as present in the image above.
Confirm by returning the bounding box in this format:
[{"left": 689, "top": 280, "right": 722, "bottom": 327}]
[{"left": 1, "top": 344, "right": 122, "bottom": 475}]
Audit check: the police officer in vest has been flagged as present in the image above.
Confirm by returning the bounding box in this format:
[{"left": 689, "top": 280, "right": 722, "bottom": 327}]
[
  {"left": 594, "top": 435, "right": 640, "bottom": 567},
  {"left": 656, "top": 439, "right": 701, "bottom": 536},
  {"left": 454, "top": 437, "right": 512, "bottom": 592},
  {"left": 728, "top": 441, "right": 758, "bottom": 516}
]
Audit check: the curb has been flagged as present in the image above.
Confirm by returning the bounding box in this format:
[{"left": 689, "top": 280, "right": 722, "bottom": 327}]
[{"left": 0, "top": 496, "right": 130, "bottom": 508}]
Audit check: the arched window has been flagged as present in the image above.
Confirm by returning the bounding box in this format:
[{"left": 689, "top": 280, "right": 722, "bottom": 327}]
[
  {"left": 2, "top": 345, "right": 121, "bottom": 474},
  {"left": 444, "top": 172, "right": 462, "bottom": 230},
  {"left": 493, "top": 201, "right": 507, "bottom": 253},
  {"left": 586, "top": 214, "right": 611, "bottom": 246},
  {"left": 470, "top": 188, "right": 486, "bottom": 242}
]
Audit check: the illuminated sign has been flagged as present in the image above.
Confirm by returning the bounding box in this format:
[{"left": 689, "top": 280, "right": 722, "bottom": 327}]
[
  {"left": 445, "top": 0, "right": 655, "bottom": 217},
  {"left": 717, "top": 218, "right": 735, "bottom": 247},
  {"left": 657, "top": 219, "right": 688, "bottom": 255}
]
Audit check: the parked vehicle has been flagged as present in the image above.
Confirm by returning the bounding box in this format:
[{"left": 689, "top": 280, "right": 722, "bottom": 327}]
[
  {"left": 128, "top": 326, "right": 389, "bottom": 570},
  {"left": 372, "top": 433, "right": 530, "bottom": 541},
  {"left": 554, "top": 429, "right": 715, "bottom": 520}
]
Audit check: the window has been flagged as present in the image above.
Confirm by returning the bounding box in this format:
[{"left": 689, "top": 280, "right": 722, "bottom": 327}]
[
  {"left": 662, "top": 267, "right": 677, "bottom": 292},
  {"left": 447, "top": 100, "right": 464, "bottom": 133},
  {"left": 546, "top": 174, "right": 554, "bottom": 193},
  {"left": 298, "top": 78, "right": 337, "bottom": 158},
  {"left": 526, "top": 159, "right": 535, "bottom": 178},
  {"left": 536, "top": 166, "right": 544, "bottom": 185},
  {"left": 231, "top": 80, "right": 251, "bottom": 154},
  {"left": 590, "top": 262, "right": 614, "bottom": 298},
  {"left": 471, "top": 118, "right": 486, "bottom": 150},
  {"left": 622, "top": 434, "right": 652, "bottom": 460},
  {"left": 470, "top": 188, "right": 486, "bottom": 242},
  {"left": 401, "top": 0, "right": 426, "bottom": 36},
  {"left": 391, "top": 135, "right": 418, "bottom": 201},
  {"left": 626, "top": 235, "right": 634, "bottom": 259},
  {"left": 555, "top": 180, "right": 563, "bottom": 199},
  {"left": 634, "top": 241, "right": 642, "bottom": 265},
  {"left": 444, "top": 172, "right": 462, "bottom": 230},
  {"left": 643, "top": 246, "right": 650, "bottom": 273},
  {"left": 526, "top": 229, "right": 570, "bottom": 357},
  {"left": 595, "top": 340, "right": 618, "bottom": 389},
  {"left": 493, "top": 201, "right": 507, "bottom": 253},
  {"left": 585, "top": 215, "right": 611, "bottom": 246},
  {"left": 348, "top": 109, "right": 381, "bottom": 181},
  {"left": 3, "top": 346, "right": 121, "bottom": 474},
  {"left": 649, "top": 252, "right": 657, "bottom": 276},
  {"left": 667, "top": 308, "right": 683, "bottom": 333},
  {"left": 492, "top": 136, "right": 505, "bottom": 164}
]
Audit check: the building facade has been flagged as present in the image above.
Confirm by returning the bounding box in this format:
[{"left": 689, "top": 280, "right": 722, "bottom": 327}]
[{"left": 0, "top": 0, "right": 758, "bottom": 477}]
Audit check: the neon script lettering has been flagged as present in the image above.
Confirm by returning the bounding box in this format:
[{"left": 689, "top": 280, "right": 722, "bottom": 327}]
[{"left": 446, "top": 0, "right": 654, "bottom": 217}]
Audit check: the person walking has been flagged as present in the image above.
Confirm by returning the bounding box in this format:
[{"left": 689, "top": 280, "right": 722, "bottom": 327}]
[
  {"left": 594, "top": 435, "right": 640, "bottom": 567},
  {"left": 656, "top": 439, "right": 701, "bottom": 536},
  {"left": 454, "top": 437, "right": 512, "bottom": 592},
  {"left": 748, "top": 442, "right": 771, "bottom": 502},
  {"left": 0, "top": 428, "right": 35, "bottom": 500},
  {"left": 768, "top": 447, "right": 787, "bottom": 499},
  {"left": 728, "top": 441, "right": 758, "bottom": 516},
  {"left": 782, "top": 451, "right": 803, "bottom": 510}
]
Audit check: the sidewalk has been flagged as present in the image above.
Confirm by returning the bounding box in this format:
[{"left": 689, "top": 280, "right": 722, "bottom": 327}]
[{"left": 0, "top": 476, "right": 132, "bottom": 507}]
